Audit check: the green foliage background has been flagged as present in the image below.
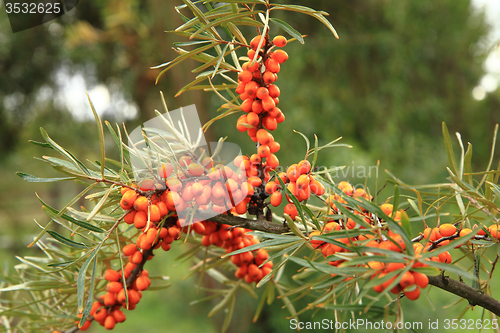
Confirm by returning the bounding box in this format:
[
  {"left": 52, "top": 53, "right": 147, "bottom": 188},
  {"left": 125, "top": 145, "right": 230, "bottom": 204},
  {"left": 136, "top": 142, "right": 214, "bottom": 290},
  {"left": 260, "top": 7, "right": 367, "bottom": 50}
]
[{"left": 0, "top": 0, "right": 499, "bottom": 332}]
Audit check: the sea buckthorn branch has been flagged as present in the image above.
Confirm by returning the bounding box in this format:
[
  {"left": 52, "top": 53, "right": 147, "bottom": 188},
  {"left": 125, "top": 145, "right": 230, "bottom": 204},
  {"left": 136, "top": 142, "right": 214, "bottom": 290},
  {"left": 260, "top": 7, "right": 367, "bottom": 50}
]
[
  {"left": 202, "top": 211, "right": 289, "bottom": 234},
  {"left": 427, "top": 275, "right": 500, "bottom": 316}
]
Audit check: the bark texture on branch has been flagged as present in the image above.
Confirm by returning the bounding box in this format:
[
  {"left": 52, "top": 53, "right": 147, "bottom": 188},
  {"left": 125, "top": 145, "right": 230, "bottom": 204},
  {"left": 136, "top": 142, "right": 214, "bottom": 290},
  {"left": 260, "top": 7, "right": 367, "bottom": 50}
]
[
  {"left": 428, "top": 275, "right": 500, "bottom": 316},
  {"left": 200, "top": 212, "right": 290, "bottom": 234}
]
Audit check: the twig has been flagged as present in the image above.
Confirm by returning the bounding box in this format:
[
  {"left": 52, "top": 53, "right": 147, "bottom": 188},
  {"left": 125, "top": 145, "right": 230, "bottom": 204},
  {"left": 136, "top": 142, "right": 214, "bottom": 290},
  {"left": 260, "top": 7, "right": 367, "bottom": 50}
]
[
  {"left": 428, "top": 275, "right": 500, "bottom": 316},
  {"left": 195, "top": 212, "right": 289, "bottom": 234}
]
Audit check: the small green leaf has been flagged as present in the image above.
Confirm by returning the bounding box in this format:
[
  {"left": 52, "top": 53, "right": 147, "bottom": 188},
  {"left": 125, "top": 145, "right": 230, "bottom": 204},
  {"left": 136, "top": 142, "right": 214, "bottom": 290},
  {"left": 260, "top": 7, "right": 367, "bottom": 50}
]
[
  {"left": 293, "top": 130, "right": 310, "bottom": 153},
  {"left": 391, "top": 185, "right": 400, "bottom": 219},
  {"left": 269, "top": 18, "right": 304, "bottom": 44},
  {"left": 86, "top": 185, "right": 115, "bottom": 222},
  {"left": 271, "top": 5, "right": 339, "bottom": 39},
  {"left": 77, "top": 244, "right": 102, "bottom": 312},
  {"left": 154, "top": 42, "right": 219, "bottom": 83},
  {"left": 37, "top": 195, "right": 106, "bottom": 233},
  {"left": 46, "top": 230, "right": 89, "bottom": 249},
  {"left": 189, "top": 11, "right": 263, "bottom": 40},
  {"left": 28, "top": 140, "right": 53, "bottom": 149},
  {"left": 442, "top": 122, "right": 459, "bottom": 177},
  {"left": 87, "top": 93, "right": 105, "bottom": 178},
  {"left": 311, "top": 134, "right": 319, "bottom": 170},
  {"left": 79, "top": 254, "right": 98, "bottom": 326},
  {"left": 16, "top": 172, "right": 75, "bottom": 183},
  {"left": 399, "top": 210, "right": 412, "bottom": 239}
]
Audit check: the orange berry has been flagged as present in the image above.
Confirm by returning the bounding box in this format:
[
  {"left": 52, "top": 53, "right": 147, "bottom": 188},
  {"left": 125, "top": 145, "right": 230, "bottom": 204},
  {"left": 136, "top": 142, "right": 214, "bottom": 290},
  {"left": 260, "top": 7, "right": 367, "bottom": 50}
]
[
  {"left": 270, "top": 191, "right": 282, "bottom": 207},
  {"left": 287, "top": 164, "right": 299, "bottom": 182},
  {"left": 258, "top": 144, "right": 271, "bottom": 158},
  {"left": 133, "top": 196, "right": 149, "bottom": 211},
  {"left": 399, "top": 271, "right": 415, "bottom": 288},
  {"left": 235, "top": 200, "right": 248, "bottom": 215},
  {"left": 297, "top": 160, "right": 311, "bottom": 174},
  {"left": 412, "top": 271, "right": 429, "bottom": 288},
  {"left": 423, "top": 227, "right": 432, "bottom": 240},
  {"left": 490, "top": 225, "right": 500, "bottom": 238},
  {"left": 247, "top": 111, "right": 259, "bottom": 127},
  {"left": 296, "top": 174, "right": 310, "bottom": 189},
  {"left": 310, "top": 179, "right": 325, "bottom": 196},
  {"left": 249, "top": 154, "right": 261, "bottom": 165},
  {"left": 236, "top": 81, "right": 246, "bottom": 94},
  {"left": 122, "top": 244, "right": 138, "bottom": 256},
  {"left": 159, "top": 163, "right": 173, "bottom": 178},
  {"left": 157, "top": 201, "right": 169, "bottom": 216},
  {"left": 267, "top": 154, "right": 279, "bottom": 168},
  {"left": 256, "top": 129, "right": 273, "bottom": 145},
  {"left": 262, "top": 116, "right": 277, "bottom": 131},
  {"left": 271, "top": 49, "right": 288, "bottom": 63},
  {"left": 459, "top": 228, "right": 472, "bottom": 238},
  {"left": 238, "top": 71, "right": 253, "bottom": 83},
  {"left": 273, "top": 35, "right": 287, "bottom": 47},
  {"left": 93, "top": 308, "right": 107, "bottom": 322},
  {"left": 267, "top": 84, "right": 280, "bottom": 98},
  {"left": 268, "top": 141, "right": 280, "bottom": 153},
  {"left": 367, "top": 261, "right": 385, "bottom": 270},
  {"left": 248, "top": 176, "right": 262, "bottom": 187},
  {"left": 404, "top": 287, "right": 421, "bottom": 300},
  {"left": 250, "top": 35, "right": 263, "bottom": 50},
  {"left": 133, "top": 211, "right": 147, "bottom": 229},
  {"left": 112, "top": 309, "right": 126, "bottom": 323},
  {"left": 102, "top": 292, "right": 116, "bottom": 306},
  {"left": 247, "top": 49, "right": 258, "bottom": 60},
  {"left": 261, "top": 96, "right": 276, "bottom": 112},
  {"left": 136, "top": 276, "right": 150, "bottom": 291},
  {"left": 79, "top": 320, "right": 91, "bottom": 331},
  {"left": 439, "top": 223, "right": 457, "bottom": 237},
  {"left": 245, "top": 81, "right": 260, "bottom": 95},
  {"left": 438, "top": 251, "right": 452, "bottom": 264},
  {"left": 263, "top": 71, "right": 277, "bottom": 84},
  {"left": 120, "top": 190, "right": 138, "bottom": 210},
  {"left": 104, "top": 315, "right": 116, "bottom": 330},
  {"left": 166, "top": 177, "right": 182, "bottom": 192},
  {"left": 90, "top": 301, "right": 100, "bottom": 316},
  {"left": 284, "top": 203, "right": 298, "bottom": 220},
  {"left": 266, "top": 58, "right": 280, "bottom": 73},
  {"left": 123, "top": 210, "right": 136, "bottom": 224},
  {"left": 256, "top": 87, "right": 269, "bottom": 100},
  {"left": 309, "top": 230, "right": 324, "bottom": 249},
  {"left": 104, "top": 269, "right": 120, "bottom": 282},
  {"left": 107, "top": 281, "right": 122, "bottom": 293},
  {"left": 236, "top": 114, "right": 248, "bottom": 132},
  {"left": 265, "top": 181, "right": 278, "bottom": 194},
  {"left": 430, "top": 228, "right": 442, "bottom": 242},
  {"left": 386, "top": 262, "right": 405, "bottom": 272},
  {"left": 252, "top": 100, "right": 263, "bottom": 114},
  {"left": 187, "top": 163, "right": 205, "bottom": 177},
  {"left": 474, "top": 224, "right": 488, "bottom": 235},
  {"left": 131, "top": 251, "right": 143, "bottom": 265}
]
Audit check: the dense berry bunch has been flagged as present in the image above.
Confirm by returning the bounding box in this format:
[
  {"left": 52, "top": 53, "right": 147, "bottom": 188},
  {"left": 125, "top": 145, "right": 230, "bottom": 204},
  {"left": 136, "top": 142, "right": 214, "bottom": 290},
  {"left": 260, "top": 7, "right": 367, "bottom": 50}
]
[
  {"left": 196, "top": 221, "right": 273, "bottom": 283},
  {"left": 304, "top": 180, "right": 500, "bottom": 301}
]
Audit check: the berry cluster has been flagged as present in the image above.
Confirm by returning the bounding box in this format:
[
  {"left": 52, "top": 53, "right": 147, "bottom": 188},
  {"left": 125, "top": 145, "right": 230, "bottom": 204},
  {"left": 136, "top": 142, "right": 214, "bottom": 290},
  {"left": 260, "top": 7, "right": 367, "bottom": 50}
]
[
  {"left": 304, "top": 181, "right": 448, "bottom": 301},
  {"left": 197, "top": 220, "right": 273, "bottom": 283},
  {"left": 236, "top": 35, "right": 289, "bottom": 174},
  {"left": 121, "top": 157, "right": 254, "bottom": 217}
]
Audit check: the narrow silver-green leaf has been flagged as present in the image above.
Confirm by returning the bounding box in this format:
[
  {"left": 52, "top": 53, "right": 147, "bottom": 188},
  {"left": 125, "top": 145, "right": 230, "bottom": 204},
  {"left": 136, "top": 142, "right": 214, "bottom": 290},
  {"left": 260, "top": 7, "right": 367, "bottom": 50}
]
[
  {"left": 79, "top": 254, "right": 98, "bottom": 326},
  {"left": 269, "top": 18, "right": 304, "bottom": 44},
  {"left": 87, "top": 93, "right": 105, "bottom": 178},
  {"left": 77, "top": 244, "right": 103, "bottom": 312},
  {"left": 16, "top": 172, "right": 76, "bottom": 183},
  {"left": 46, "top": 230, "right": 89, "bottom": 249}
]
